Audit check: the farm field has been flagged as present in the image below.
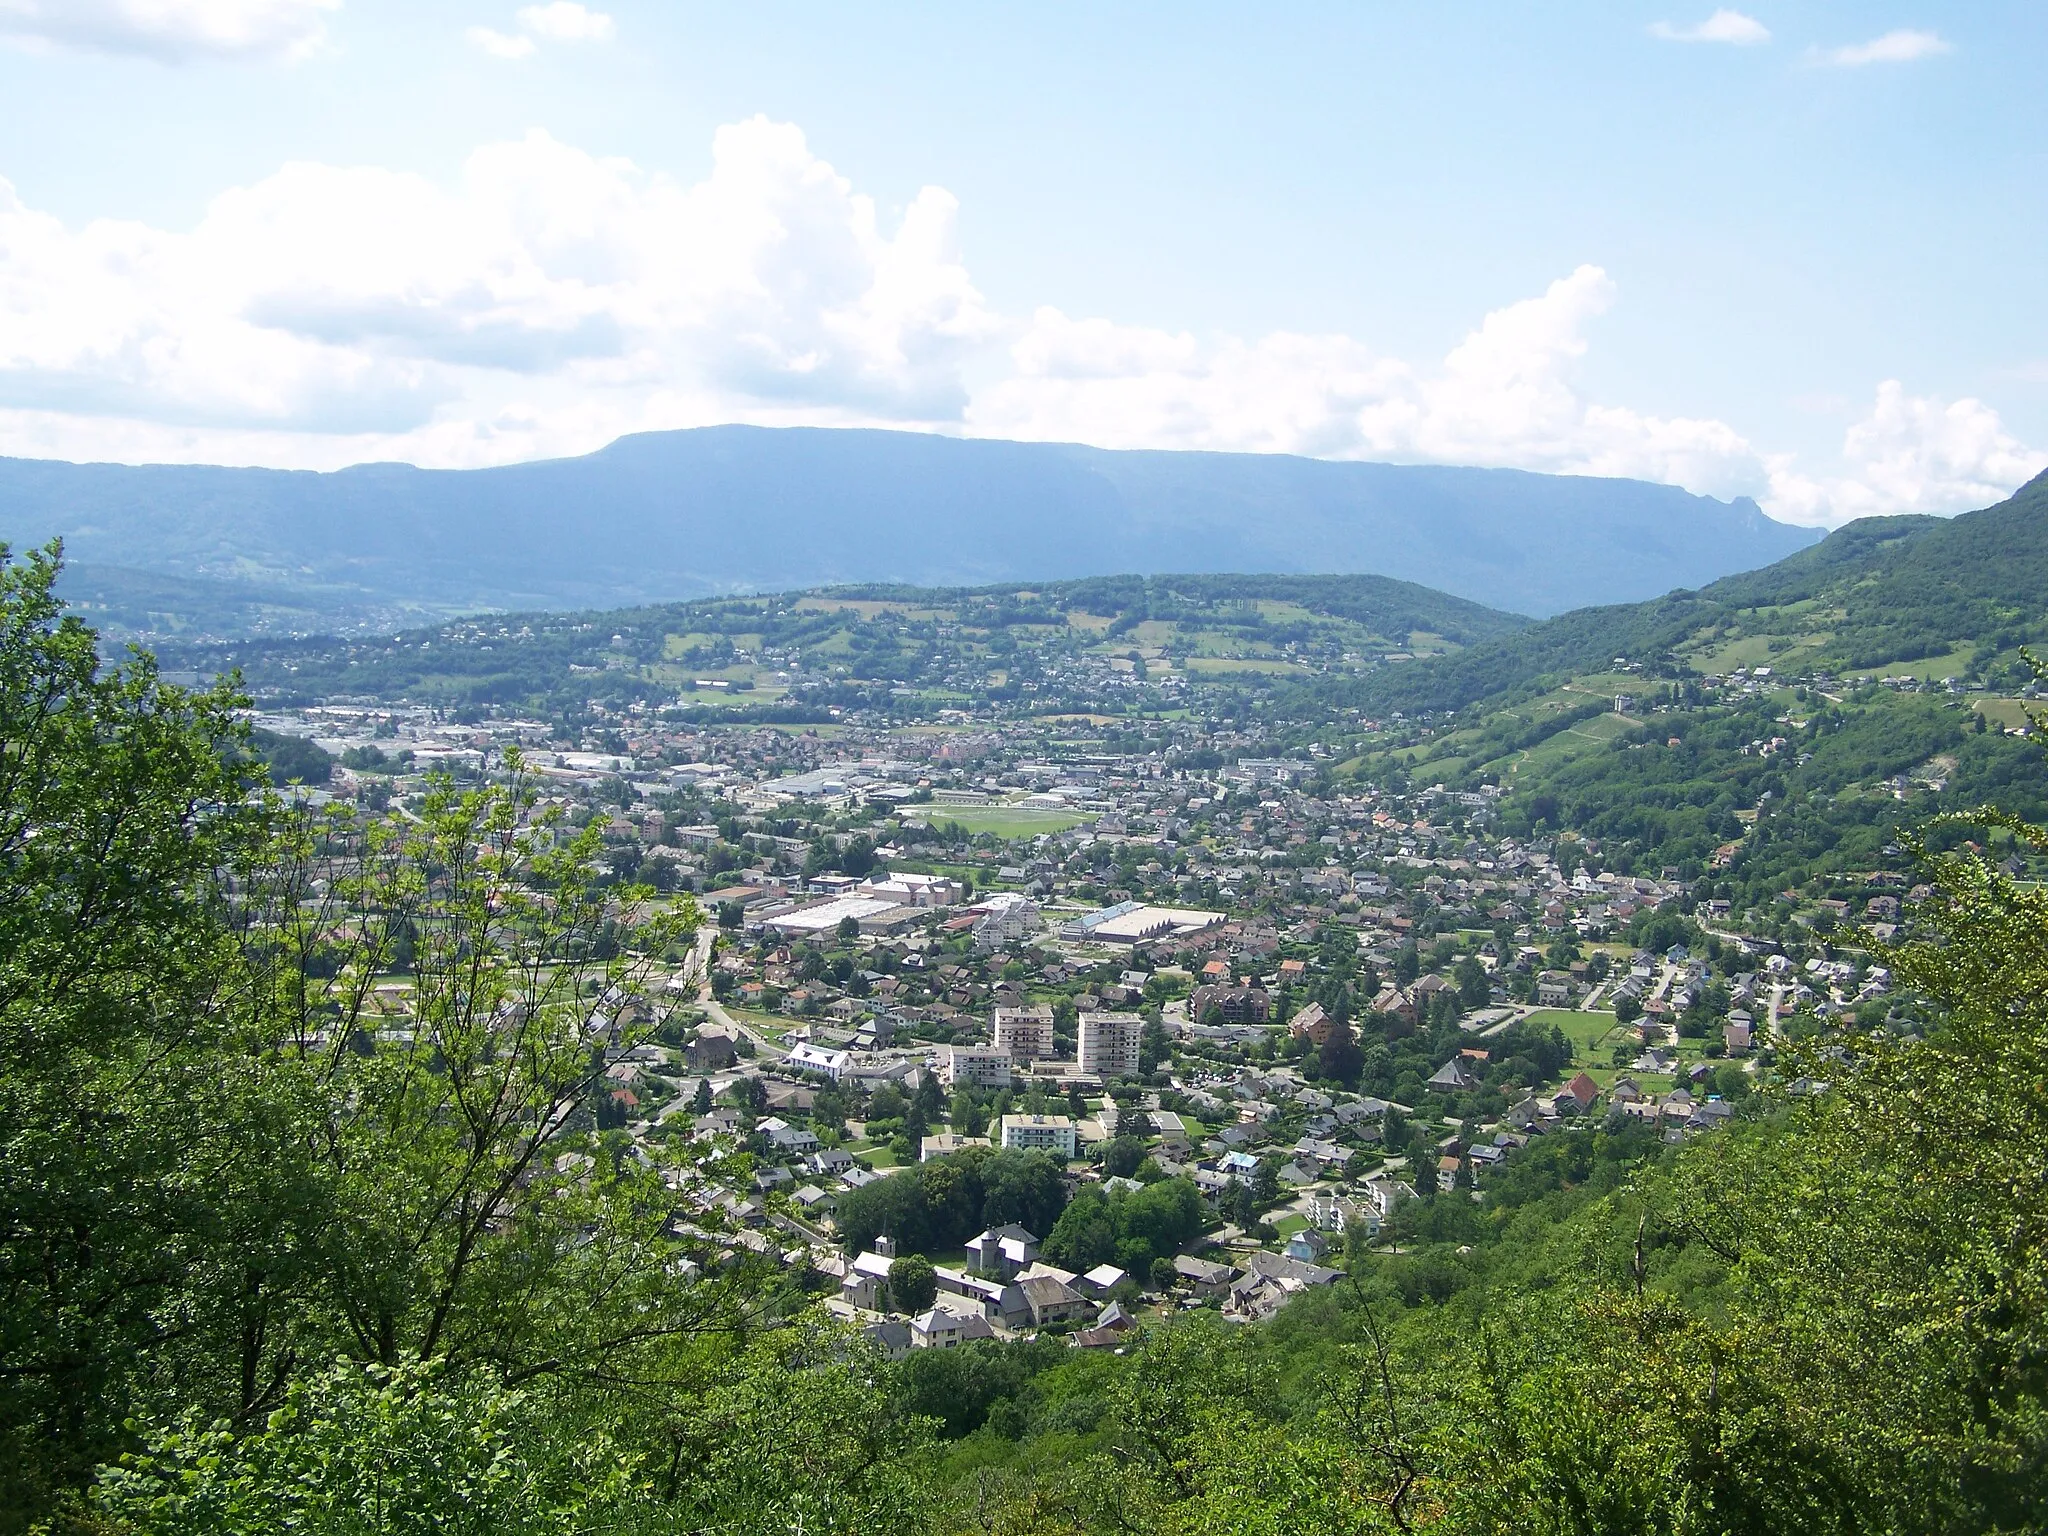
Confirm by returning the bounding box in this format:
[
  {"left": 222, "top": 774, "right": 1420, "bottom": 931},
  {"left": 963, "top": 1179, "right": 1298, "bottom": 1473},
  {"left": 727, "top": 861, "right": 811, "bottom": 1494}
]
[{"left": 911, "top": 804, "right": 1095, "bottom": 837}]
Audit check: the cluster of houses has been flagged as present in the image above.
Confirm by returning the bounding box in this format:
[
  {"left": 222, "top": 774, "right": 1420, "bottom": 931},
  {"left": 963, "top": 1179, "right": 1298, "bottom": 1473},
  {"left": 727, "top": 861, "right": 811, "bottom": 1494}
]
[
  {"left": 819, "top": 1227, "right": 1122, "bottom": 1356},
  {"left": 817, "top": 1220, "right": 1352, "bottom": 1356}
]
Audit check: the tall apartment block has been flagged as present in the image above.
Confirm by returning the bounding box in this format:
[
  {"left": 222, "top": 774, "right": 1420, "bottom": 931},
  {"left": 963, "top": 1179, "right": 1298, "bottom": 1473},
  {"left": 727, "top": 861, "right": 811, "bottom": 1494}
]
[
  {"left": 993, "top": 1005, "right": 1055, "bottom": 1062},
  {"left": 1077, "top": 1010, "right": 1144, "bottom": 1079}
]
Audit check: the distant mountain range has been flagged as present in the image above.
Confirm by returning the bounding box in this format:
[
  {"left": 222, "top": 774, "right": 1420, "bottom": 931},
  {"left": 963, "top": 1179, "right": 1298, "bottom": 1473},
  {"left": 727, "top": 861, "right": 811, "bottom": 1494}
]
[{"left": 0, "top": 426, "right": 1821, "bottom": 635}]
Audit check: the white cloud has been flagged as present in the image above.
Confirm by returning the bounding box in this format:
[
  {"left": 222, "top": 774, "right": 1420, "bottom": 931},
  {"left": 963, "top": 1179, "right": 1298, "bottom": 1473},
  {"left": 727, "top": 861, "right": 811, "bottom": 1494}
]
[
  {"left": 0, "top": 119, "right": 2036, "bottom": 526},
  {"left": 1650, "top": 10, "right": 1771, "bottom": 45},
  {"left": 0, "top": 0, "right": 337, "bottom": 62},
  {"left": 0, "top": 120, "right": 994, "bottom": 464},
  {"left": 1767, "top": 382, "right": 2047, "bottom": 523},
  {"left": 465, "top": 25, "right": 535, "bottom": 59},
  {"left": 469, "top": 2, "right": 611, "bottom": 57},
  {"left": 1812, "top": 28, "right": 1951, "bottom": 67},
  {"left": 515, "top": 2, "right": 612, "bottom": 42},
  {"left": 975, "top": 266, "right": 1767, "bottom": 498}
]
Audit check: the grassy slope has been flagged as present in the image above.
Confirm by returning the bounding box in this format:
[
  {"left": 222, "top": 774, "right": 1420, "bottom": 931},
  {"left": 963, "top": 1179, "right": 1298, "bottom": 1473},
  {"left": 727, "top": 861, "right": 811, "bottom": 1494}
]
[
  {"left": 154, "top": 572, "right": 1529, "bottom": 711},
  {"left": 1337, "top": 468, "right": 2048, "bottom": 721}
]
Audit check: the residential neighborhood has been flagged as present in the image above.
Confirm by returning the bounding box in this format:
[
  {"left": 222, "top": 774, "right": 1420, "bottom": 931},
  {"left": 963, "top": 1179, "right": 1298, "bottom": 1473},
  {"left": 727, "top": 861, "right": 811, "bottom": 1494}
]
[{"left": 232, "top": 682, "right": 1908, "bottom": 1345}]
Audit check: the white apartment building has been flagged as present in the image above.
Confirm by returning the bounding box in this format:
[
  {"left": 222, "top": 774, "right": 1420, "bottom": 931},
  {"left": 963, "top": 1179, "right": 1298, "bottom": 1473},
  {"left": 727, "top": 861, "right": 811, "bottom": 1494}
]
[
  {"left": 1077, "top": 1011, "right": 1144, "bottom": 1079},
  {"left": 784, "top": 1041, "right": 852, "bottom": 1083},
  {"left": 941, "top": 1045, "right": 1016, "bottom": 1091},
  {"left": 999, "top": 1113, "right": 1077, "bottom": 1158},
  {"left": 993, "top": 1005, "right": 1055, "bottom": 1062}
]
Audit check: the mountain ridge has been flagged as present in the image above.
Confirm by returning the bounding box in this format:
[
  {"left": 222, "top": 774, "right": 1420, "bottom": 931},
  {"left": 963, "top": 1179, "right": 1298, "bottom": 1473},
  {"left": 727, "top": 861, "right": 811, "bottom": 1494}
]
[{"left": 0, "top": 424, "right": 1819, "bottom": 630}]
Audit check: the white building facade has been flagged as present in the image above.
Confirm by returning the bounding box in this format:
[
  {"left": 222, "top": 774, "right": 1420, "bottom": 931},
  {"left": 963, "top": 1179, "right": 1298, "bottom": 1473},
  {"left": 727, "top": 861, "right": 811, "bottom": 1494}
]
[
  {"left": 1077, "top": 1011, "right": 1144, "bottom": 1079},
  {"left": 1000, "top": 1114, "right": 1077, "bottom": 1158}
]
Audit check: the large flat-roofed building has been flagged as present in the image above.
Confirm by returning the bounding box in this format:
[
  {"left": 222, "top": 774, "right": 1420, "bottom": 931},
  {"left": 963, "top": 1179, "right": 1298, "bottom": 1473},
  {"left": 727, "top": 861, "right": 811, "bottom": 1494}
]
[
  {"left": 1077, "top": 1011, "right": 1144, "bottom": 1079},
  {"left": 761, "top": 895, "right": 905, "bottom": 938},
  {"left": 1000, "top": 1113, "right": 1077, "bottom": 1158},
  {"left": 941, "top": 1045, "right": 1016, "bottom": 1090},
  {"left": 993, "top": 1005, "right": 1055, "bottom": 1062},
  {"left": 1064, "top": 903, "right": 1226, "bottom": 946}
]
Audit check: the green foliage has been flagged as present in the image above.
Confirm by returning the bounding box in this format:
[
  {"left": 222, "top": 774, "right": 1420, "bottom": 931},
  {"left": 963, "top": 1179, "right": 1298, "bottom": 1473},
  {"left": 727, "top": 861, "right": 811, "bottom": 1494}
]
[
  {"left": 249, "top": 725, "right": 335, "bottom": 785},
  {"left": 0, "top": 544, "right": 263, "bottom": 1508},
  {"left": 0, "top": 550, "right": 781, "bottom": 1531},
  {"left": 887, "top": 1253, "right": 938, "bottom": 1314},
  {"left": 1042, "top": 1179, "right": 1205, "bottom": 1276},
  {"left": 835, "top": 1145, "right": 1068, "bottom": 1258},
  {"left": 666, "top": 1324, "right": 938, "bottom": 1536},
  {"left": 94, "top": 1361, "right": 648, "bottom": 1536},
  {"left": 892, "top": 1335, "right": 1073, "bottom": 1440},
  {"left": 97, "top": 1324, "right": 939, "bottom": 1536},
  {"left": 1101, "top": 1134, "right": 1148, "bottom": 1178}
]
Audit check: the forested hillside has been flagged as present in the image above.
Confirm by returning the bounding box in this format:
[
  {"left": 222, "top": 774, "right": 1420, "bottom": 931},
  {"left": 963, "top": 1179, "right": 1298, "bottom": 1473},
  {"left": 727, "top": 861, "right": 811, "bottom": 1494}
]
[
  {"left": 1336, "top": 467, "right": 2048, "bottom": 721},
  {"left": 1292, "top": 471, "right": 2048, "bottom": 911}
]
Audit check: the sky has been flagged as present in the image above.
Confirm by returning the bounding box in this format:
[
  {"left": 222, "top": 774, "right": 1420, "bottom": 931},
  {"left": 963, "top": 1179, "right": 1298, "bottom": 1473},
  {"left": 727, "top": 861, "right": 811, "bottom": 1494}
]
[{"left": 0, "top": 1, "right": 2042, "bottom": 526}]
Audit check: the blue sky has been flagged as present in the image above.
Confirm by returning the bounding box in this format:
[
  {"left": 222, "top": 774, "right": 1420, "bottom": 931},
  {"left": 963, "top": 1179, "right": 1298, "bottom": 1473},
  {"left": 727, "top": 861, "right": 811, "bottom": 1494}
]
[{"left": 0, "top": 1, "right": 2040, "bottom": 524}]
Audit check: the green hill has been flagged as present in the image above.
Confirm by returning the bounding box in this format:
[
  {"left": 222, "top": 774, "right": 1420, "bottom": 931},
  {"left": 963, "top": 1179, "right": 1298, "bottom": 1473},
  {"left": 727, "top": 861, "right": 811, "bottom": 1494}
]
[
  {"left": 1327, "top": 470, "right": 2048, "bottom": 903},
  {"left": 1342, "top": 467, "right": 2048, "bottom": 721},
  {"left": 159, "top": 570, "right": 1528, "bottom": 717}
]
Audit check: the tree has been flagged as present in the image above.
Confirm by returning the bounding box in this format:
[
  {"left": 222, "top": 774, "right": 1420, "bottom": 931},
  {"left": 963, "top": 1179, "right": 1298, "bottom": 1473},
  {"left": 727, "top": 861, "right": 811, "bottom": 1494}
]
[
  {"left": 1455, "top": 955, "right": 1490, "bottom": 1010},
  {"left": 913, "top": 1071, "right": 945, "bottom": 1126},
  {"left": 1317, "top": 1019, "right": 1366, "bottom": 1086},
  {"left": 94, "top": 1360, "right": 649, "bottom": 1536},
  {"left": 692, "top": 1077, "right": 714, "bottom": 1115},
  {"left": 1138, "top": 1014, "right": 1171, "bottom": 1074},
  {"left": 837, "top": 1147, "right": 1068, "bottom": 1258},
  {"left": 1250, "top": 1157, "right": 1282, "bottom": 1211},
  {"left": 1614, "top": 991, "right": 1643, "bottom": 1026},
  {"left": 112, "top": 1321, "right": 941, "bottom": 1536},
  {"left": 250, "top": 726, "right": 335, "bottom": 786},
  {"left": 239, "top": 761, "right": 714, "bottom": 1384},
  {"left": 0, "top": 545, "right": 267, "bottom": 1509},
  {"left": 839, "top": 835, "right": 876, "bottom": 877},
  {"left": 1102, "top": 1135, "right": 1148, "bottom": 1178},
  {"left": 1117, "top": 1179, "right": 1205, "bottom": 1268},
  {"left": 1380, "top": 1105, "right": 1411, "bottom": 1155},
  {"left": 1043, "top": 1188, "right": 1119, "bottom": 1272},
  {"left": 1411, "top": 1144, "right": 1438, "bottom": 1201},
  {"left": 887, "top": 1254, "right": 937, "bottom": 1314}
]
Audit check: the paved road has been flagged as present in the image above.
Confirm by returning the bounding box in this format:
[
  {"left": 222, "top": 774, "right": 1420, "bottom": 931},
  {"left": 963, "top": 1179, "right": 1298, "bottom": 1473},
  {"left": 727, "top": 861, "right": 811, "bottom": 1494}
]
[
  {"left": 683, "top": 925, "right": 789, "bottom": 1059},
  {"left": 1765, "top": 980, "right": 1788, "bottom": 1046},
  {"left": 1652, "top": 960, "right": 1680, "bottom": 1002}
]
